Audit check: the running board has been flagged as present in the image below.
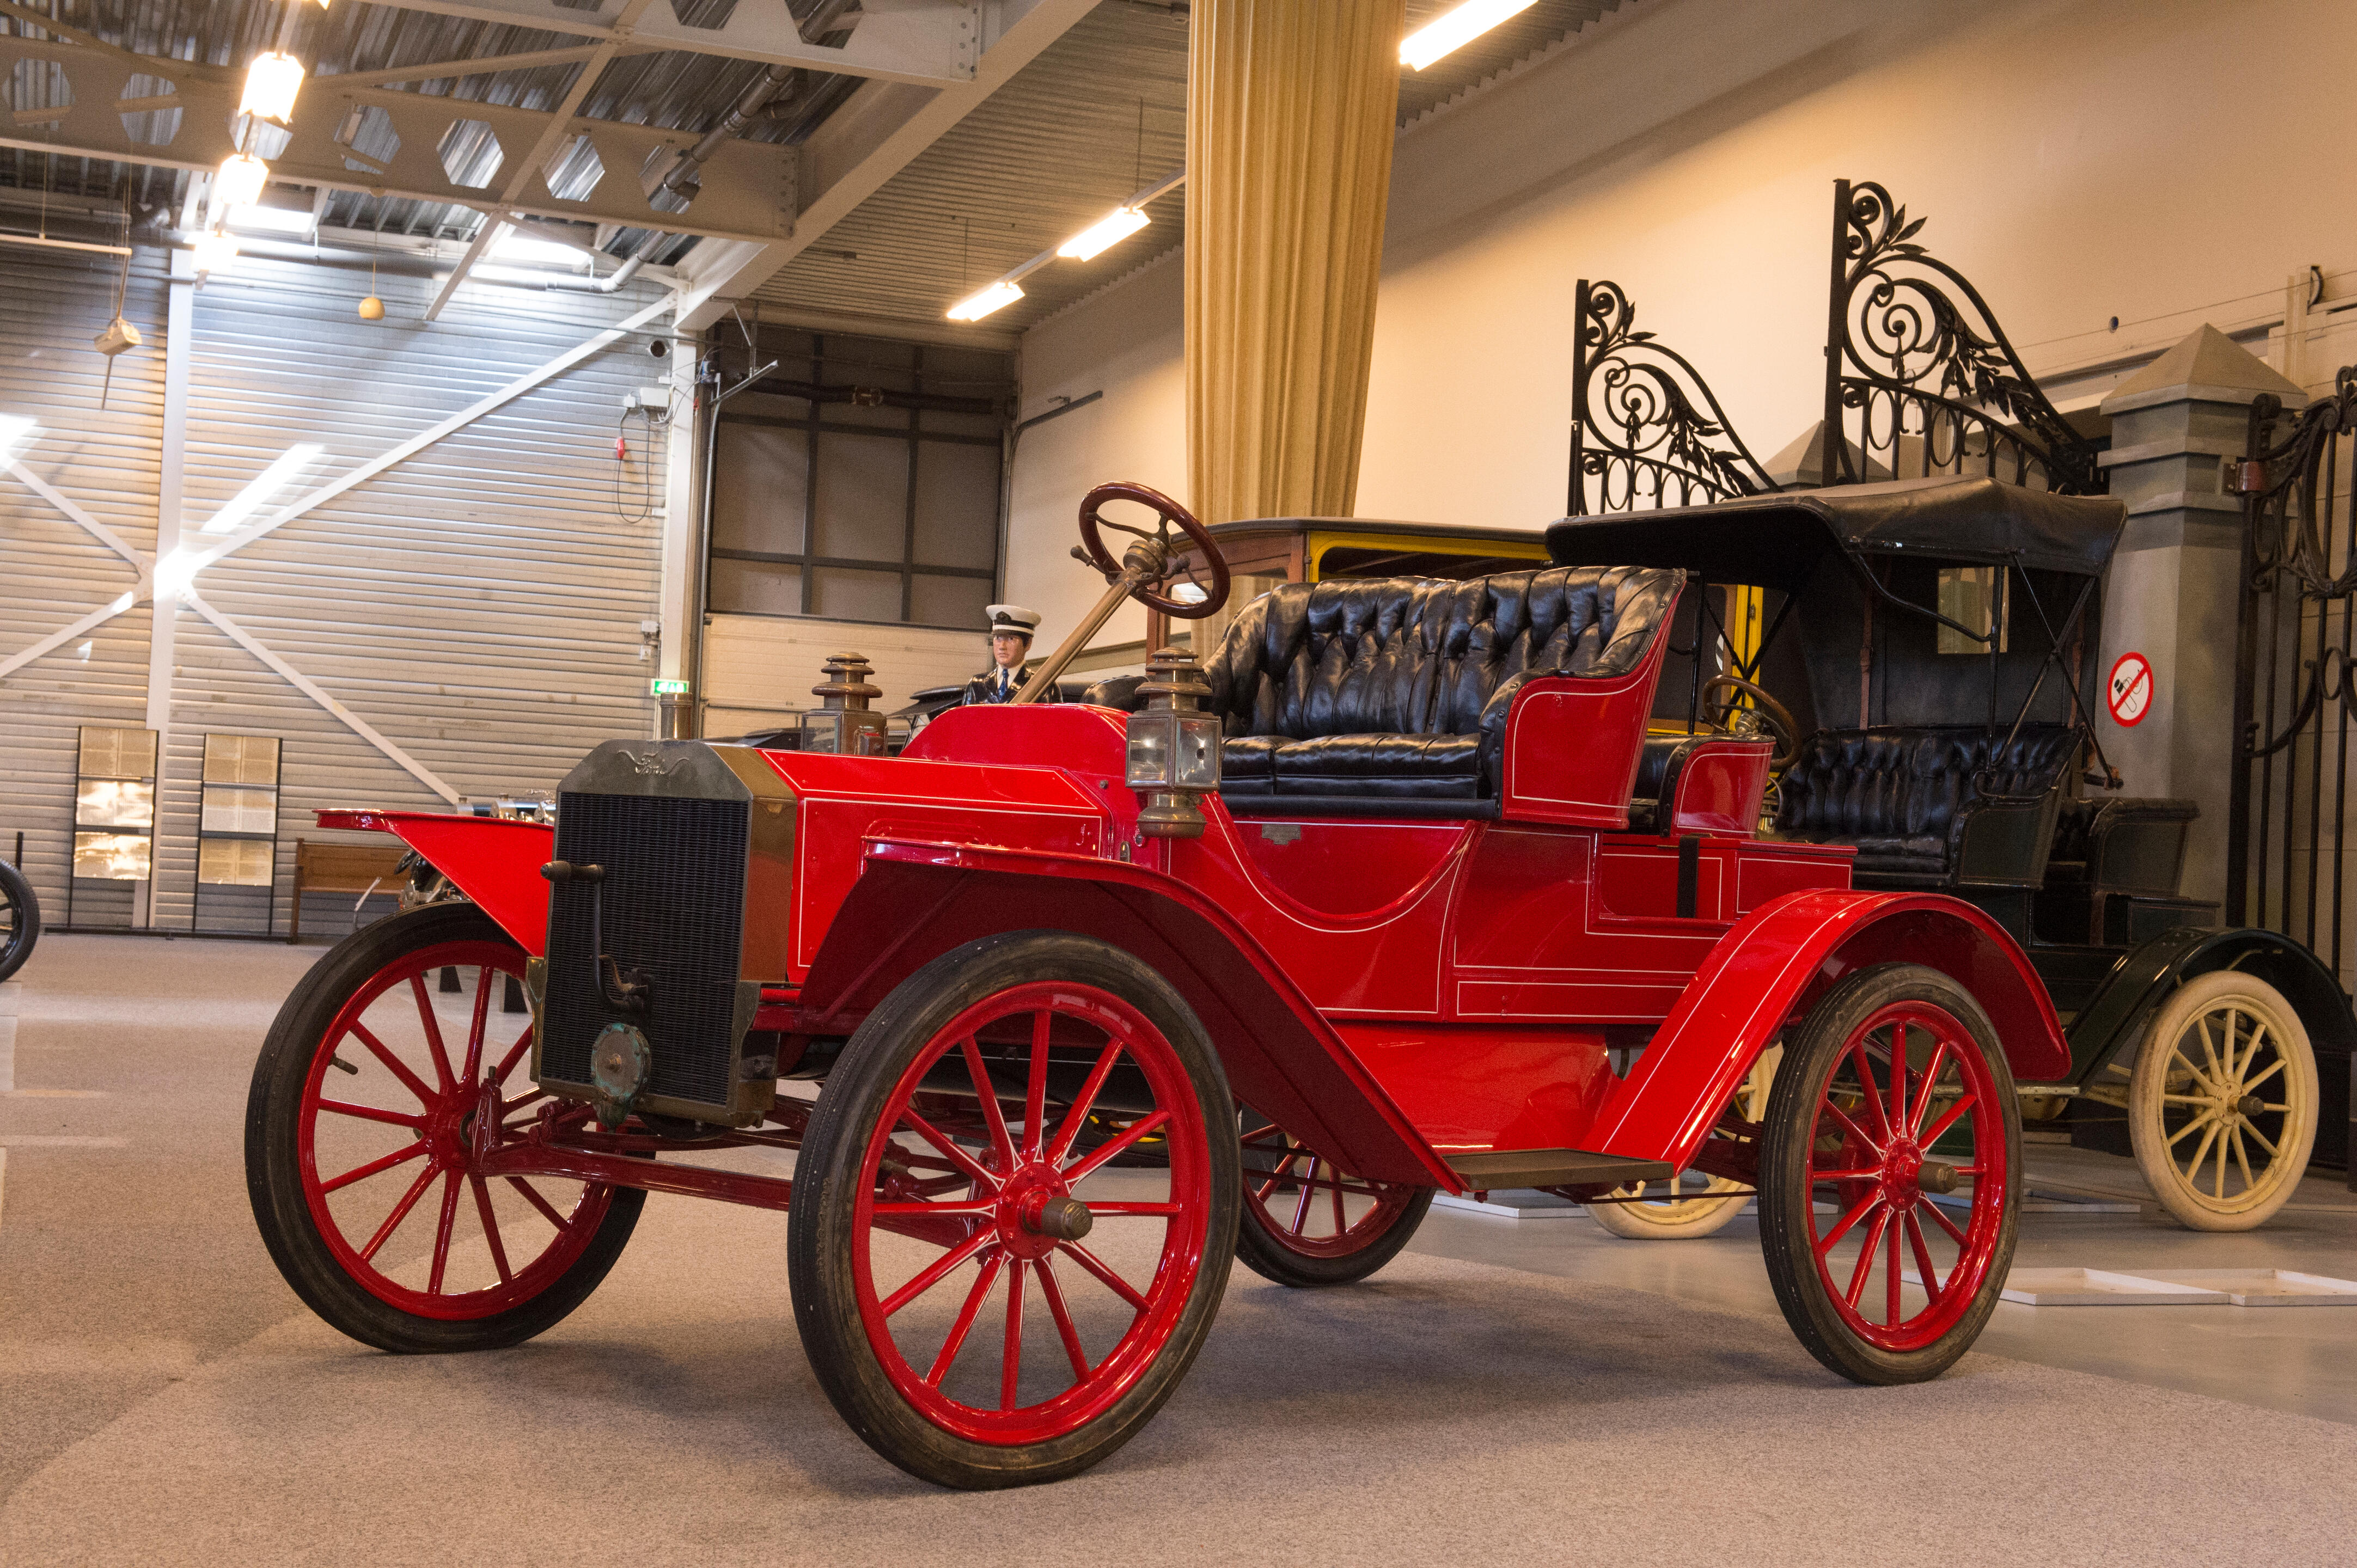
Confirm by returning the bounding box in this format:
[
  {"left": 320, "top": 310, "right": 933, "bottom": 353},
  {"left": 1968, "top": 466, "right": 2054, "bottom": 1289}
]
[{"left": 1443, "top": 1148, "right": 1674, "bottom": 1191}]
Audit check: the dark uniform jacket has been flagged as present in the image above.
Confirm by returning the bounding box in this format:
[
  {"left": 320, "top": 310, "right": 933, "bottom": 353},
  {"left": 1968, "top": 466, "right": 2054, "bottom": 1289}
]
[{"left": 961, "top": 665, "right": 1030, "bottom": 705}]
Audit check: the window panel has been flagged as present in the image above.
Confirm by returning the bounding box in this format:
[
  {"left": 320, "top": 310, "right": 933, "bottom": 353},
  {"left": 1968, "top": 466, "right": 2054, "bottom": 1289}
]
[
  {"left": 710, "top": 556, "right": 804, "bottom": 616},
  {"left": 813, "top": 432, "right": 911, "bottom": 561},
  {"left": 715, "top": 424, "right": 808, "bottom": 555},
  {"left": 911, "top": 572, "right": 994, "bottom": 632},
  {"left": 711, "top": 328, "right": 1011, "bottom": 627},
  {"left": 812, "top": 567, "right": 903, "bottom": 623},
  {"left": 913, "top": 442, "right": 1002, "bottom": 570}
]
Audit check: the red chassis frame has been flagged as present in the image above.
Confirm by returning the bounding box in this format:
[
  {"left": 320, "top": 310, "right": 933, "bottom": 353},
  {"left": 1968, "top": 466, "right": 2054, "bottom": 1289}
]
[{"left": 322, "top": 602, "right": 2067, "bottom": 1210}]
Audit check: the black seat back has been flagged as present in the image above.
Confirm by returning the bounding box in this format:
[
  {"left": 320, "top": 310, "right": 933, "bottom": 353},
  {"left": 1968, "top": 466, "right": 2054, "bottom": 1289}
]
[
  {"left": 1201, "top": 566, "right": 1676, "bottom": 740},
  {"left": 1775, "top": 725, "right": 2080, "bottom": 885}
]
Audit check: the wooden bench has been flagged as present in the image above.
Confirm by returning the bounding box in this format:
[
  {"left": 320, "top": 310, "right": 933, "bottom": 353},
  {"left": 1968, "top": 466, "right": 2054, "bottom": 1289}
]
[{"left": 290, "top": 838, "right": 409, "bottom": 944}]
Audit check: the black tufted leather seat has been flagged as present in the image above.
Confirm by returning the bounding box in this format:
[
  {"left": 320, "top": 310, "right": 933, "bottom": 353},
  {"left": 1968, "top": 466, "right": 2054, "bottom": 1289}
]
[
  {"left": 1773, "top": 725, "right": 2083, "bottom": 885},
  {"left": 1186, "top": 566, "right": 1681, "bottom": 800}
]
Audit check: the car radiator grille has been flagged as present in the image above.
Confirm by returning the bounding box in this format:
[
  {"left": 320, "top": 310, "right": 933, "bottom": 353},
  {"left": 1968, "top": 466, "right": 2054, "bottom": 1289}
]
[{"left": 539, "top": 791, "right": 750, "bottom": 1110}]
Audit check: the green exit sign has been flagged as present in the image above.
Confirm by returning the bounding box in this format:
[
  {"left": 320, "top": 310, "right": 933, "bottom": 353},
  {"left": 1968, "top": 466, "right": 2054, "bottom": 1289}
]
[{"left": 650, "top": 679, "right": 690, "bottom": 695}]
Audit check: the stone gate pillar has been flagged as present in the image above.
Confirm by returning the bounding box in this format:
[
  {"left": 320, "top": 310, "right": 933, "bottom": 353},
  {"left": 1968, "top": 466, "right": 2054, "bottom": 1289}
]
[{"left": 2096, "top": 326, "right": 2305, "bottom": 908}]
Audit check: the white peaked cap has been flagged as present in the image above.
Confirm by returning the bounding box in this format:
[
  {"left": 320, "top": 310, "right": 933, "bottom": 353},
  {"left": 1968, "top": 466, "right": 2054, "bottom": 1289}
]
[{"left": 986, "top": 604, "right": 1041, "bottom": 637}]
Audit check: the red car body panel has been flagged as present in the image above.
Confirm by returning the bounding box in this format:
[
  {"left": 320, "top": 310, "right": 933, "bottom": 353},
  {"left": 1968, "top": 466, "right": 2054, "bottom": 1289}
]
[
  {"left": 1583, "top": 889, "right": 2071, "bottom": 1171},
  {"left": 316, "top": 810, "right": 555, "bottom": 954},
  {"left": 799, "top": 838, "right": 1461, "bottom": 1190}
]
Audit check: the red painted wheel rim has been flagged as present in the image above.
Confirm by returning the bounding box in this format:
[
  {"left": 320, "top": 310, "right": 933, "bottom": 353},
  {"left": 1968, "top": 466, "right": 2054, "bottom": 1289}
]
[
  {"left": 1239, "top": 1121, "right": 1418, "bottom": 1259},
  {"left": 1804, "top": 1000, "right": 2006, "bottom": 1352},
  {"left": 296, "top": 939, "right": 615, "bottom": 1321},
  {"left": 848, "top": 981, "right": 1211, "bottom": 1446}
]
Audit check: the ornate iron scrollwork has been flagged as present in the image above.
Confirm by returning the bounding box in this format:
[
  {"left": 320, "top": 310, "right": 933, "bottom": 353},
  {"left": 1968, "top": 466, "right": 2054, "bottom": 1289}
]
[
  {"left": 2226, "top": 365, "right": 2357, "bottom": 938},
  {"left": 1823, "top": 180, "right": 2103, "bottom": 495},
  {"left": 1566, "top": 279, "right": 1778, "bottom": 516}
]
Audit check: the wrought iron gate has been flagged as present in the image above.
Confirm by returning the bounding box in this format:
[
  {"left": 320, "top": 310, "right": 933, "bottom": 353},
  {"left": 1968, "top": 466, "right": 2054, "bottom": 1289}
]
[{"left": 2228, "top": 370, "right": 2357, "bottom": 984}]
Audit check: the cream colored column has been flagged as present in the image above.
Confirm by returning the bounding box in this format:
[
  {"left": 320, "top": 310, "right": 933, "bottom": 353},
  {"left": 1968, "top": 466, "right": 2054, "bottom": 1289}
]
[{"left": 1186, "top": 0, "right": 1404, "bottom": 526}]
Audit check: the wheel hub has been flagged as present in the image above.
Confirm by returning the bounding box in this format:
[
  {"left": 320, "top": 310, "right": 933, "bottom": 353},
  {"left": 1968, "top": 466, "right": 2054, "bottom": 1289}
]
[
  {"left": 1885, "top": 1141, "right": 1925, "bottom": 1205},
  {"left": 996, "top": 1164, "right": 1078, "bottom": 1259}
]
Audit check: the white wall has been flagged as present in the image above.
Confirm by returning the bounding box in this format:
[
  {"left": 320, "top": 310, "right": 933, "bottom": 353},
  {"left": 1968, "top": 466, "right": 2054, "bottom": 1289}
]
[
  {"left": 1012, "top": 0, "right": 2357, "bottom": 562},
  {"left": 1006, "top": 251, "right": 1187, "bottom": 654}
]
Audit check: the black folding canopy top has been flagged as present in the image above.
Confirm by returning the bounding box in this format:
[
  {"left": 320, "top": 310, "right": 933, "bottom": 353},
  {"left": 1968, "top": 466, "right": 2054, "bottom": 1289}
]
[
  {"left": 1542, "top": 475, "right": 2128, "bottom": 589},
  {"left": 1542, "top": 475, "right": 2131, "bottom": 738}
]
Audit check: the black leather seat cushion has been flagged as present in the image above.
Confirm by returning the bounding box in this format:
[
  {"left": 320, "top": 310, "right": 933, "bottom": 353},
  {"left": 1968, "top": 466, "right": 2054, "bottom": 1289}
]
[
  {"left": 1774, "top": 725, "right": 2080, "bottom": 879},
  {"left": 1269, "top": 733, "right": 1482, "bottom": 797},
  {"left": 1192, "top": 565, "right": 1679, "bottom": 799}
]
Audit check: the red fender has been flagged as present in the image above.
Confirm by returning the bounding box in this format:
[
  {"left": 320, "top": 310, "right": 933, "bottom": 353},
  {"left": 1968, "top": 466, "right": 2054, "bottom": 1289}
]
[
  {"left": 1585, "top": 889, "right": 2068, "bottom": 1170},
  {"left": 797, "top": 837, "right": 1462, "bottom": 1191},
  {"left": 315, "top": 811, "right": 555, "bottom": 954}
]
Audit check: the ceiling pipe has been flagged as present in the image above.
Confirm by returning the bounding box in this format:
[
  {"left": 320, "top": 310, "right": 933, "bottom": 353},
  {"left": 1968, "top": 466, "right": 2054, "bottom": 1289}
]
[{"left": 641, "top": 0, "right": 856, "bottom": 210}]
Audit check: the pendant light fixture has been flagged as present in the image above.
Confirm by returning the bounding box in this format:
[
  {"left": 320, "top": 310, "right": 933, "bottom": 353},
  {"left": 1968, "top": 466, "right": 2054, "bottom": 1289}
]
[
  {"left": 215, "top": 151, "right": 269, "bottom": 209},
  {"left": 191, "top": 226, "right": 239, "bottom": 277},
  {"left": 94, "top": 202, "right": 142, "bottom": 410},
  {"left": 240, "top": 51, "right": 305, "bottom": 123}
]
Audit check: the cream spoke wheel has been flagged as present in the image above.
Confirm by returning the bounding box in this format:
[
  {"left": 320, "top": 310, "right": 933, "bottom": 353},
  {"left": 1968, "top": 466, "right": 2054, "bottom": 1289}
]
[
  {"left": 2129, "top": 971, "right": 2317, "bottom": 1232},
  {"left": 1587, "top": 1046, "right": 1780, "bottom": 1239}
]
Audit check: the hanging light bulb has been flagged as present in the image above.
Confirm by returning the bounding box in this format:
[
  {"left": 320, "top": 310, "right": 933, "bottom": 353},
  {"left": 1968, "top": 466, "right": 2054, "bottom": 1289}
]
[
  {"left": 214, "top": 151, "right": 270, "bottom": 209},
  {"left": 191, "top": 228, "right": 240, "bottom": 276},
  {"left": 240, "top": 52, "right": 306, "bottom": 123}
]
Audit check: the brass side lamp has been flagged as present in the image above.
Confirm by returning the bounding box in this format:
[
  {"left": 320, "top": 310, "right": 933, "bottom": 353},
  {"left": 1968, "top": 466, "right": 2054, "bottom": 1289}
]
[
  {"left": 1125, "top": 648, "right": 1221, "bottom": 837},
  {"left": 799, "top": 653, "right": 888, "bottom": 755}
]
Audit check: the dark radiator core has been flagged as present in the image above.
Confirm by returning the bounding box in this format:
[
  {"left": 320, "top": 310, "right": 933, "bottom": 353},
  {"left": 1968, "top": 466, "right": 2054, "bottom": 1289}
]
[{"left": 540, "top": 792, "right": 750, "bottom": 1108}]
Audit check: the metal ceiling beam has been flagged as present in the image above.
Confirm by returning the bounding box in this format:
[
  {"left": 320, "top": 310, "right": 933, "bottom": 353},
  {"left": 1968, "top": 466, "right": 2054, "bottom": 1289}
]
[
  {"left": 671, "top": 0, "right": 1097, "bottom": 331},
  {"left": 424, "top": 0, "right": 658, "bottom": 320},
  {"left": 325, "top": 45, "right": 628, "bottom": 89},
  {"left": 0, "top": 33, "right": 799, "bottom": 244},
  {"left": 352, "top": 0, "right": 987, "bottom": 87}
]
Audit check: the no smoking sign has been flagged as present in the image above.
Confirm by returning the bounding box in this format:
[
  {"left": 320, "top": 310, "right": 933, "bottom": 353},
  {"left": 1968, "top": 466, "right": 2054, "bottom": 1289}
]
[{"left": 2108, "top": 651, "right": 2153, "bottom": 727}]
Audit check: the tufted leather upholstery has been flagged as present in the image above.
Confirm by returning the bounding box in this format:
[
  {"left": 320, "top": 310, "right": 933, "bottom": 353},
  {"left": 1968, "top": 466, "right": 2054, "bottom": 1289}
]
[
  {"left": 1190, "top": 567, "right": 1682, "bottom": 798},
  {"left": 1774, "top": 725, "right": 2081, "bottom": 881}
]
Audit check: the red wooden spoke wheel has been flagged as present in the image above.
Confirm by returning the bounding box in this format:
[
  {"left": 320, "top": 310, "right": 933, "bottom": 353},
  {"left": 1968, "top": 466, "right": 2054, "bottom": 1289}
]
[
  {"left": 245, "top": 903, "right": 643, "bottom": 1352},
  {"left": 1758, "top": 963, "right": 2019, "bottom": 1385},
  {"left": 1236, "top": 1117, "right": 1433, "bottom": 1287},
  {"left": 789, "top": 932, "right": 1237, "bottom": 1490}
]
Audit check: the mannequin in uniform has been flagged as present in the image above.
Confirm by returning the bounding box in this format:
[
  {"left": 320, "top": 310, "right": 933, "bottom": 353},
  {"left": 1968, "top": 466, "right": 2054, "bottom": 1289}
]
[{"left": 961, "top": 604, "right": 1043, "bottom": 705}]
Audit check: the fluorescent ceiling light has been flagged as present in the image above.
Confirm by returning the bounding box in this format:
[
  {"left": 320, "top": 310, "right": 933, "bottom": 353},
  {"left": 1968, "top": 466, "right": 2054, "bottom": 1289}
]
[
  {"left": 240, "top": 51, "right": 305, "bottom": 123},
  {"left": 490, "top": 231, "right": 591, "bottom": 268},
  {"left": 214, "top": 153, "right": 269, "bottom": 210},
  {"left": 191, "top": 229, "right": 240, "bottom": 275},
  {"left": 1400, "top": 0, "right": 1537, "bottom": 70},
  {"left": 1057, "top": 205, "right": 1149, "bottom": 262},
  {"left": 200, "top": 443, "right": 323, "bottom": 535},
  {"left": 0, "top": 415, "right": 36, "bottom": 463},
  {"left": 227, "top": 203, "right": 314, "bottom": 236},
  {"left": 947, "top": 280, "right": 1024, "bottom": 321}
]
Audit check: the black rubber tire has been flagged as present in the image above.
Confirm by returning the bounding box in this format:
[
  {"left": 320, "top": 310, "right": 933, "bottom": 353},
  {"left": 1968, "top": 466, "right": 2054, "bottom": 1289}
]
[
  {"left": 1758, "top": 962, "right": 2020, "bottom": 1386},
  {"left": 787, "top": 929, "right": 1239, "bottom": 1490},
  {"left": 0, "top": 857, "right": 40, "bottom": 984},
  {"left": 244, "top": 902, "right": 644, "bottom": 1353},
  {"left": 1236, "top": 1116, "right": 1433, "bottom": 1287}
]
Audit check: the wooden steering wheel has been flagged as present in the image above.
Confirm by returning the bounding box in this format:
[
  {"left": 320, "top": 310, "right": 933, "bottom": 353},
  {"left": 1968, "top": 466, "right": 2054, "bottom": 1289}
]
[
  {"left": 1701, "top": 675, "right": 1801, "bottom": 770},
  {"left": 1077, "top": 481, "right": 1231, "bottom": 620}
]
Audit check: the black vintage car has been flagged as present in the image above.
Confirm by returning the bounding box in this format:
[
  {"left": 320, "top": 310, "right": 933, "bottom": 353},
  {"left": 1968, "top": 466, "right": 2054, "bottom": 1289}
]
[{"left": 1550, "top": 475, "right": 2353, "bottom": 1232}]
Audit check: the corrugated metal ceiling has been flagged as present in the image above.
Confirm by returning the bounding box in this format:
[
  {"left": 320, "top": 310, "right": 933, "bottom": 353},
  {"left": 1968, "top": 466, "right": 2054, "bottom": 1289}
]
[
  {"left": 3, "top": 0, "right": 1632, "bottom": 324},
  {"left": 751, "top": 0, "right": 1629, "bottom": 332}
]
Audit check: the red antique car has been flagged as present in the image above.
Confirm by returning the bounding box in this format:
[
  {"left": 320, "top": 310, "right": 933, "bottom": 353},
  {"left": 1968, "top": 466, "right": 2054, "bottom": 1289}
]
[{"left": 245, "top": 483, "right": 2051, "bottom": 1489}]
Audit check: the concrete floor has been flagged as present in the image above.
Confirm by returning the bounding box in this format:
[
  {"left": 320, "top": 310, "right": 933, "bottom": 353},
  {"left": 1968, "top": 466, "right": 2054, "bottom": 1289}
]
[{"left": 4, "top": 933, "right": 2356, "bottom": 1564}]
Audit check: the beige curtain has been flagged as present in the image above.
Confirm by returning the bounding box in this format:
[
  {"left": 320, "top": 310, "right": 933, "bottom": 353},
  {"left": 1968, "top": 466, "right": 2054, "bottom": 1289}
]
[{"left": 1186, "top": 0, "right": 1404, "bottom": 526}]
